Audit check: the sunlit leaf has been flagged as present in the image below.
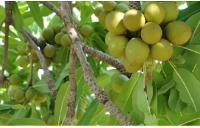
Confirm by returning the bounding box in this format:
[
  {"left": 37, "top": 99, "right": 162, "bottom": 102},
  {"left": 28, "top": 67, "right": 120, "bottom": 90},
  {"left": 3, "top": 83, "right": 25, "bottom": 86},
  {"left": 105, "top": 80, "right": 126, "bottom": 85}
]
[{"left": 12, "top": 1, "right": 24, "bottom": 31}]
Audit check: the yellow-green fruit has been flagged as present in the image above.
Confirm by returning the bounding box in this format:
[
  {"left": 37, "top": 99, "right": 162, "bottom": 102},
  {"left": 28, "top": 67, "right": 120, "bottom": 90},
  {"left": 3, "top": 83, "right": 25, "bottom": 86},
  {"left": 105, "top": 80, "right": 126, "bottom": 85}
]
[
  {"left": 9, "top": 74, "right": 21, "bottom": 86},
  {"left": 161, "top": 2, "right": 179, "bottom": 25},
  {"left": 16, "top": 55, "right": 30, "bottom": 68},
  {"left": 94, "top": 7, "right": 104, "bottom": 17},
  {"left": 30, "top": 50, "right": 39, "bottom": 61},
  {"left": 42, "top": 113, "right": 52, "bottom": 124},
  {"left": 108, "top": 89, "right": 118, "bottom": 104},
  {"left": 35, "top": 92, "right": 46, "bottom": 103},
  {"left": 143, "top": 2, "right": 165, "bottom": 24},
  {"left": 55, "top": 32, "right": 65, "bottom": 45},
  {"left": 37, "top": 56, "right": 51, "bottom": 69},
  {"left": 111, "top": 74, "right": 129, "bottom": 93},
  {"left": 98, "top": 11, "right": 109, "bottom": 28},
  {"left": 61, "top": 34, "right": 71, "bottom": 48},
  {"left": 104, "top": 82, "right": 112, "bottom": 93},
  {"left": 150, "top": 38, "right": 173, "bottom": 61},
  {"left": 9, "top": 86, "right": 19, "bottom": 97},
  {"left": 123, "top": 9, "right": 146, "bottom": 32},
  {"left": 76, "top": 107, "right": 85, "bottom": 121},
  {"left": 25, "top": 88, "right": 37, "bottom": 101},
  {"left": 105, "top": 32, "right": 115, "bottom": 46},
  {"left": 123, "top": 56, "right": 143, "bottom": 73},
  {"left": 47, "top": 115, "right": 58, "bottom": 126},
  {"left": 164, "top": 21, "right": 192, "bottom": 45},
  {"left": 103, "top": 1, "right": 116, "bottom": 11},
  {"left": 114, "top": 3, "right": 129, "bottom": 13},
  {"left": 73, "top": 17, "right": 80, "bottom": 27},
  {"left": 105, "top": 11, "right": 127, "bottom": 35},
  {"left": 61, "top": 28, "right": 66, "bottom": 33},
  {"left": 80, "top": 24, "right": 94, "bottom": 37},
  {"left": 23, "top": 44, "right": 32, "bottom": 55},
  {"left": 42, "top": 27, "right": 55, "bottom": 40},
  {"left": 125, "top": 38, "right": 150, "bottom": 64},
  {"left": 141, "top": 22, "right": 162, "bottom": 44},
  {"left": 44, "top": 45, "right": 56, "bottom": 58},
  {"left": 108, "top": 35, "right": 128, "bottom": 57},
  {"left": 14, "top": 89, "right": 25, "bottom": 103},
  {"left": 51, "top": 23, "right": 62, "bottom": 34},
  {"left": 18, "top": 49, "right": 26, "bottom": 55}
]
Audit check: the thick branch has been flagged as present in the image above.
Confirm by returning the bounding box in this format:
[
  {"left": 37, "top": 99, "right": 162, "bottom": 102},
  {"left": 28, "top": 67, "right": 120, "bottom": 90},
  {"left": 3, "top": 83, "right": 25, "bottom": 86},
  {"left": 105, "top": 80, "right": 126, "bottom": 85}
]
[
  {"left": 82, "top": 44, "right": 132, "bottom": 78},
  {"left": 66, "top": 48, "right": 77, "bottom": 125},
  {"left": 39, "top": 1, "right": 60, "bottom": 17},
  {"left": 59, "top": 2, "right": 134, "bottom": 125}
]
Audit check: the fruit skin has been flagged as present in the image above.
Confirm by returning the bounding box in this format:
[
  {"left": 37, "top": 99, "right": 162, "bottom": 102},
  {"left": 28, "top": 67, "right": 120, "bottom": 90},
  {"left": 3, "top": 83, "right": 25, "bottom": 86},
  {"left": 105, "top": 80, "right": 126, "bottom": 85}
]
[
  {"left": 104, "top": 82, "right": 112, "bottom": 93},
  {"left": 94, "top": 7, "right": 104, "bottom": 17},
  {"left": 105, "top": 11, "right": 127, "bottom": 35},
  {"left": 123, "top": 56, "right": 143, "bottom": 73},
  {"left": 80, "top": 24, "right": 94, "bottom": 37},
  {"left": 111, "top": 74, "right": 129, "bottom": 93},
  {"left": 103, "top": 1, "right": 116, "bottom": 12},
  {"left": 150, "top": 38, "right": 173, "bottom": 61},
  {"left": 125, "top": 38, "right": 150, "bottom": 64},
  {"left": 42, "top": 27, "right": 55, "bottom": 40},
  {"left": 98, "top": 11, "right": 109, "bottom": 28},
  {"left": 107, "top": 89, "right": 118, "bottom": 104},
  {"left": 9, "top": 86, "right": 19, "bottom": 97},
  {"left": 108, "top": 35, "right": 128, "bottom": 57},
  {"left": 143, "top": 2, "right": 165, "bottom": 24},
  {"left": 141, "top": 22, "right": 162, "bottom": 44},
  {"left": 9, "top": 74, "right": 21, "bottom": 86},
  {"left": 35, "top": 92, "right": 46, "bottom": 103},
  {"left": 61, "top": 34, "right": 71, "bottom": 48},
  {"left": 16, "top": 55, "right": 30, "bottom": 68},
  {"left": 161, "top": 2, "right": 179, "bottom": 25},
  {"left": 114, "top": 3, "right": 129, "bottom": 13},
  {"left": 164, "top": 21, "right": 192, "bottom": 45},
  {"left": 25, "top": 88, "right": 37, "bottom": 101},
  {"left": 51, "top": 23, "right": 62, "bottom": 34},
  {"left": 44, "top": 45, "right": 56, "bottom": 58},
  {"left": 123, "top": 9, "right": 146, "bottom": 32},
  {"left": 105, "top": 32, "right": 115, "bottom": 46},
  {"left": 30, "top": 50, "right": 39, "bottom": 61},
  {"left": 14, "top": 89, "right": 25, "bottom": 103},
  {"left": 55, "top": 32, "right": 65, "bottom": 45}
]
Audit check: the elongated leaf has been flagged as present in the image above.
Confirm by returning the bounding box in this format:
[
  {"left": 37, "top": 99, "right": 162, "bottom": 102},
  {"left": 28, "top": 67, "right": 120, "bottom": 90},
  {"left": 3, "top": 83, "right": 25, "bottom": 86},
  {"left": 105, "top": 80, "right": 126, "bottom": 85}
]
[
  {"left": 6, "top": 108, "right": 27, "bottom": 124},
  {"left": 173, "top": 68, "right": 200, "bottom": 112},
  {"left": 8, "top": 118, "right": 46, "bottom": 125},
  {"left": 0, "top": 5, "right": 5, "bottom": 22},
  {"left": 27, "top": 2, "right": 44, "bottom": 29},
  {"left": 96, "top": 114, "right": 110, "bottom": 125},
  {"left": 168, "top": 87, "right": 187, "bottom": 112},
  {"left": 78, "top": 98, "right": 99, "bottom": 125},
  {"left": 33, "top": 79, "right": 50, "bottom": 93},
  {"left": 158, "top": 77, "right": 175, "bottom": 95},
  {"left": 54, "top": 81, "right": 69, "bottom": 123},
  {"left": 0, "top": 113, "right": 12, "bottom": 123},
  {"left": 179, "top": 110, "right": 200, "bottom": 125},
  {"left": 0, "top": 104, "right": 13, "bottom": 110},
  {"left": 12, "top": 2, "right": 24, "bottom": 31},
  {"left": 89, "top": 104, "right": 106, "bottom": 125}
]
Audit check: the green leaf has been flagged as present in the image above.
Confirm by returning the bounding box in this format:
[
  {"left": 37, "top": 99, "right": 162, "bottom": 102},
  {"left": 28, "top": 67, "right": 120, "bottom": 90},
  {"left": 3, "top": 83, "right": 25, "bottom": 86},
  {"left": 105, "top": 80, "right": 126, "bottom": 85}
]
[
  {"left": 89, "top": 104, "right": 106, "bottom": 125},
  {"left": 7, "top": 108, "right": 27, "bottom": 124},
  {"left": 11, "top": 104, "right": 25, "bottom": 110},
  {"left": 0, "top": 113, "right": 12, "bottom": 123},
  {"left": 168, "top": 87, "right": 187, "bottom": 112},
  {"left": 0, "top": 5, "right": 5, "bottom": 22},
  {"left": 179, "top": 110, "right": 200, "bottom": 125},
  {"left": 33, "top": 79, "right": 50, "bottom": 93},
  {"left": 54, "top": 81, "right": 69, "bottom": 123},
  {"left": 27, "top": 1, "right": 44, "bottom": 29},
  {"left": 158, "top": 77, "right": 175, "bottom": 95},
  {"left": 78, "top": 98, "right": 99, "bottom": 125},
  {"left": 12, "top": 1, "right": 24, "bottom": 31},
  {"left": 0, "top": 104, "right": 13, "bottom": 110},
  {"left": 173, "top": 68, "right": 200, "bottom": 112},
  {"left": 8, "top": 118, "right": 46, "bottom": 125}
]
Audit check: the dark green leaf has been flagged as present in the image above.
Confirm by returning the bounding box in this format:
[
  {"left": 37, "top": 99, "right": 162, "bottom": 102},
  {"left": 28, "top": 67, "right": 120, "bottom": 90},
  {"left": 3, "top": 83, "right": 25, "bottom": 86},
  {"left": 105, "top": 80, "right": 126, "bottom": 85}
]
[
  {"left": 179, "top": 110, "right": 200, "bottom": 125},
  {"left": 12, "top": 2, "right": 24, "bottom": 31}
]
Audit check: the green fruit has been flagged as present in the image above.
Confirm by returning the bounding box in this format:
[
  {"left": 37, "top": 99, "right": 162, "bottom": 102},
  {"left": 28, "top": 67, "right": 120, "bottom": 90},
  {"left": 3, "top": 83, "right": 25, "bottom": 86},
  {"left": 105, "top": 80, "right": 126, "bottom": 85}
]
[
  {"left": 76, "top": 107, "right": 85, "bottom": 121},
  {"left": 143, "top": 2, "right": 165, "bottom": 24},
  {"left": 47, "top": 115, "right": 58, "bottom": 126},
  {"left": 23, "top": 43, "right": 32, "bottom": 55},
  {"left": 104, "top": 82, "right": 112, "bottom": 93},
  {"left": 80, "top": 24, "right": 94, "bottom": 37},
  {"left": 42, "top": 27, "right": 55, "bottom": 40},
  {"left": 150, "top": 38, "right": 173, "bottom": 61},
  {"left": 16, "top": 55, "right": 30, "bottom": 68},
  {"left": 111, "top": 74, "right": 129, "bottom": 93},
  {"left": 42, "top": 113, "right": 52, "bottom": 124},
  {"left": 9, "top": 86, "right": 19, "bottom": 97},
  {"left": 108, "top": 89, "right": 118, "bottom": 104},
  {"left": 161, "top": 2, "right": 179, "bottom": 25},
  {"left": 55, "top": 32, "right": 65, "bottom": 44},
  {"left": 105, "top": 32, "right": 115, "bottom": 46},
  {"left": 44, "top": 45, "right": 56, "bottom": 58},
  {"left": 125, "top": 38, "right": 150, "bottom": 64},
  {"left": 25, "top": 88, "right": 37, "bottom": 101},
  {"left": 164, "top": 21, "right": 192, "bottom": 45},
  {"left": 114, "top": 3, "right": 129, "bottom": 13},
  {"left": 61, "top": 34, "right": 71, "bottom": 48},
  {"left": 30, "top": 50, "right": 39, "bottom": 61},
  {"left": 14, "top": 89, "right": 25, "bottom": 103},
  {"left": 73, "top": 17, "right": 80, "bottom": 27},
  {"left": 141, "top": 22, "right": 162, "bottom": 44},
  {"left": 94, "top": 7, "right": 104, "bottom": 17},
  {"left": 35, "top": 92, "right": 46, "bottom": 103},
  {"left": 123, "top": 56, "right": 143, "bottom": 73},
  {"left": 51, "top": 23, "right": 62, "bottom": 34},
  {"left": 37, "top": 56, "right": 51, "bottom": 69},
  {"left": 123, "top": 9, "right": 146, "bottom": 32},
  {"left": 9, "top": 74, "right": 21, "bottom": 86},
  {"left": 98, "top": 11, "right": 109, "bottom": 28},
  {"left": 61, "top": 28, "right": 66, "bottom": 33},
  {"left": 105, "top": 11, "right": 127, "bottom": 35},
  {"left": 18, "top": 49, "right": 26, "bottom": 55},
  {"left": 108, "top": 35, "right": 128, "bottom": 57},
  {"left": 103, "top": 1, "right": 116, "bottom": 11}
]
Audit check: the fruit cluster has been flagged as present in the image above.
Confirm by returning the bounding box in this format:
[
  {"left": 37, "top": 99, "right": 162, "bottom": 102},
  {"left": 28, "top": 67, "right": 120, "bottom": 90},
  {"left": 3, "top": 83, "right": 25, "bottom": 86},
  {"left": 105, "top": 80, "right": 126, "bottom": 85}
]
[
  {"left": 94, "top": 1, "right": 192, "bottom": 73},
  {"left": 104, "top": 73, "right": 129, "bottom": 104},
  {"left": 9, "top": 86, "right": 46, "bottom": 103}
]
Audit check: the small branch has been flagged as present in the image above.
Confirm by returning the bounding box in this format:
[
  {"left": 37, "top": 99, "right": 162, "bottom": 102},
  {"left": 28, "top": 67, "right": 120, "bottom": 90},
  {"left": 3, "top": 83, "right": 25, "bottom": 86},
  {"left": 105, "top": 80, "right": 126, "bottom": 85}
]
[
  {"left": 66, "top": 48, "right": 77, "bottom": 125},
  {"left": 82, "top": 44, "right": 132, "bottom": 78},
  {"left": 129, "top": 1, "right": 141, "bottom": 11},
  {"left": 27, "top": 59, "right": 34, "bottom": 88},
  {"left": 59, "top": 2, "right": 134, "bottom": 125},
  {"left": 39, "top": 1, "right": 60, "bottom": 17}
]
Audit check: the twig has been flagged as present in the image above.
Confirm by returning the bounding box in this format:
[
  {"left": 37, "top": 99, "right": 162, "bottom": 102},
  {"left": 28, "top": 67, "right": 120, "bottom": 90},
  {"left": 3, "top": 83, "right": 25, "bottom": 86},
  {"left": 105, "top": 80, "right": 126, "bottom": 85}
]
[
  {"left": 39, "top": 1, "right": 60, "bottom": 17},
  {"left": 66, "top": 48, "right": 77, "bottom": 125},
  {"left": 59, "top": 2, "right": 134, "bottom": 125},
  {"left": 27, "top": 59, "right": 33, "bottom": 88}
]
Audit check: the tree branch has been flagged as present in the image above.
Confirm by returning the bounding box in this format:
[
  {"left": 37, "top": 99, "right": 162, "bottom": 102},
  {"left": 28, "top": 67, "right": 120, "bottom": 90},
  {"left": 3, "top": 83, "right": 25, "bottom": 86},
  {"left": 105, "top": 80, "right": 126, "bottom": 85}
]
[
  {"left": 129, "top": 1, "right": 141, "bottom": 10},
  {"left": 39, "top": 1, "right": 61, "bottom": 17},
  {"left": 59, "top": 2, "right": 134, "bottom": 125}
]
